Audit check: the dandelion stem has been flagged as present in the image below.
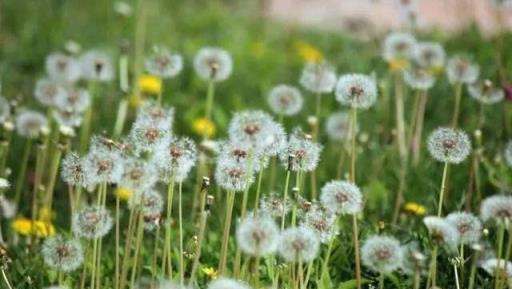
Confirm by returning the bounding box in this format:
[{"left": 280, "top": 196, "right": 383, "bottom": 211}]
[
  {"left": 115, "top": 193, "right": 120, "bottom": 289},
  {"left": 426, "top": 245, "right": 439, "bottom": 289},
  {"left": 468, "top": 249, "right": 480, "bottom": 289},
  {"left": 80, "top": 81, "right": 96, "bottom": 153},
  {"left": 14, "top": 139, "right": 32, "bottom": 206},
  {"left": 454, "top": 263, "right": 461, "bottom": 289},
  {"left": 495, "top": 223, "right": 505, "bottom": 289},
  {"left": 437, "top": 162, "right": 449, "bottom": 216},
  {"left": 219, "top": 190, "right": 236, "bottom": 275},
  {"left": 254, "top": 168, "right": 264, "bottom": 212},
  {"left": 204, "top": 80, "right": 215, "bottom": 138},
  {"left": 281, "top": 170, "right": 291, "bottom": 230},
  {"left": 394, "top": 73, "right": 408, "bottom": 161},
  {"left": 378, "top": 271, "right": 385, "bottom": 289},
  {"left": 412, "top": 90, "right": 428, "bottom": 166},
  {"left": 163, "top": 178, "right": 176, "bottom": 279},
  {"left": 352, "top": 214, "right": 362, "bottom": 289},
  {"left": 350, "top": 106, "right": 358, "bottom": 182},
  {"left": 451, "top": 82, "right": 463, "bottom": 128},
  {"left": 189, "top": 178, "right": 210, "bottom": 285},
  {"left": 0, "top": 268, "right": 14, "bottom": 289},
  {"left": 178, "top": 181, "right": 185, "bottom": 285}
]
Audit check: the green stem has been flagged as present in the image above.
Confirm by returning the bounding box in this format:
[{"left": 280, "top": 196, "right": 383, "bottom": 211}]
[
  {"left": 378, "top": 271, "right": 384, "bottom": 289},
  {"left": 451, "top": 83, "right": 463, "bottom": 128},
  {"left": 350, "top": 107, "right": 358, "bottom": 183},
  {"left": 204, "top": 80, "right": 215, "bottom": 139},
  {"left": 178, "top": 181, "right": 184, "bottom": 284},
  {"left": 468, "top": 250, "right": 479, "bottom": 289},
  {"left": 496, "top": 223, "right": 505, "bottom": 289},
  {"left": 80, "top": 81, "right": 96, "bottom": 153},
  {"left": 437, "top": 162, "right": 449, "bottom": 216},
  {"left": 352, "top": 214, "right": 362, "bottom": 289},
  {"left": 218, "top": 190, "right": 236, "bottom": 275},
  {"left": 14, "top": 139, "right": 32, "bottom": 205},
  {"left": 281, "top": 171, "right": 291, "bottom": 230}
]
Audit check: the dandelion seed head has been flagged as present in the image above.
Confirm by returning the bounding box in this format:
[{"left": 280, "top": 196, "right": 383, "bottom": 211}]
[
  {"left": 80, "top": 50, "right": 114, "bottom": 82},
  {"left": 480, "top": 258, "right": 512, "bottom": 278},
  {"left": 299, "top": 62, "right": 337, "bottom": 94},
  {"left": 259, "top": 194, "right": 291, "bottom": 218},
  {"left": 159, "top": 280, "right": 195, "bottom": 289},
  {"left": 194, "top": 47, "right": 233, "bottom": 82},
  {"left": 120, "top": 158, "right": 158, "bottom": 192},
  {"left": 468, "top": 80, "right": 504, "bottom": 105},
  {"left": 53, "top": 110, "right": 83, "bottom": 128},
  {"left": 320, "top": 180, "right": 363, "bottom": 215},
  {"left": 82, "top": 140, "right": 124, "bottom": 186},
  {"left": 72, "top": 205, "right": 113, "bottom": 239},
  {"left": 382, "top": 32, "right": 417, "bottom": 62},
  {"left": 34, "top": 79, "right": 67, "bottom": 107},
  {"left": 277, "top": 226, "right": 320, "bottom": 263},
  {"left": 207, "top": 278, "right": 251, "bottom": 289},
  {"left": 279, "top": 130, "right": 322, "bottom": 172},
  {"left": 41, "top": 235, "right": 84, "bottom": 272},
  {"left": 325, "top": 112, "right": 355, "bottom": 142},
  {"left": 129, "top": 115, "right": 171, "bottom": 156},
  {"left": 446, "top": 55, "right": 479, "bottom": 84},
  {"left": 129, "top": 189, "right": 163, "bottom": 215},
  {"left": 427, "top": 127, "right": 471, "bottom": 164},
  {"left": 413, "top": 42, "right": 445, "bottom": 69},
  {"left": 404, "top": 68, "right": 435, "bottom": 90},
  {"left": 61, "top": 151, "right": 85, "bottom": 186},
  {"left": 423, "top": 216, "right": 460, "bottom": 251},
  {"left": 446, "top": 211, "right": 482, "bottom": 244},
  {"left": 55, "top": 87, "right": 91, "bottom": 113},
  {"left": 267, "top": 84, "right": 303, "bottom": 116},
  {"left": 236, "top": 213, "right": 280, "bottom": 256},
  {"left": 215, "top": 157, "right": 254, "bottom": 192},
  {"left": 15, "top": 110, "right": 48, "bottom": 138},
  {"left": 45, "top": 52, "right": 82, "bottom": 83},
  {"left": 217, "top": 140, "right": 269, "bottom": 172},
  {"left": 480, "top": 195, "right": 512, "bottom": 223},
  {"left": 153, "top": 136, "right": 197, "bottom": 183},
  {"left": 399, "top": 242, "right": 426, "bottom": 275},
  {"left": 145, "top": 48, "right": 183, "bottom": 78},
  {"left": 301, "top": 206, "right": 338, "bottom": 243},
  {"left": 335, "top": 74, "right": 377, "bottom": 109},
  {"left": 361, "top": 235, "right": 403, "bottom": 273},
  {"left": 0, "top": 195, "right": 16, "bottom": 218}
]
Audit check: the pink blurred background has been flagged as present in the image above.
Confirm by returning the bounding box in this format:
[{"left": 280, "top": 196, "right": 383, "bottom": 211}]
[{"left": 266, "top": 0, "right": 512, "bottom": 36}]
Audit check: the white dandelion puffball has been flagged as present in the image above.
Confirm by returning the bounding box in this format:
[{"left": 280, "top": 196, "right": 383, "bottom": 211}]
[
  {"left": 301, "top": 207, "right": 339, "bottom": 243},
  {"left": 145, "top": 47, "right": 183, "bottom": 78},
  {"left": 399, "top": 242, "right": 427, "bottom": 276},
  {"left": 468, "top": 80, "right": 504, "bottom": 105},
  {"left": 34, "top": 79, "right": 66, "bottom": 107},
  {"left": 217, "top": 140, "right": 269, "bottom": 172},
  {"left": 61, "top": 151, "right": 85, "bottom": 186},
  {"left": 382, "top": 32, "right": 417, "bottom": 62},
  {"left": 361, "top": 235, "right": 403, "bottom": 273},
  {"left": 152, "top": 136, "right": 197, "bottom": 183},
  {"left": 480, "top": 195, "right": 512, "bottom": 222},
  {"left": 427, "top": 127, "right": 471, "bottom": 164},
  {"left": 320, "top": 180, "right": 363, "bottom": 215},
  {"left": 267, "top": 84, "right": 303, "bottom": 116},
  {"left": 53, "top": 110, "right": 83, "bottom": 128},
  {"left": 259, "top": 194, "right": 291, "bottom": 218},
  {"left": 335, "top": 74, "right": 377, "bottom": 109},
  {"left": 215, "top": 157, "right": 254, "bottom": 192},
  {"left": 423, "top": 216, "right": 460, "bottom": 251},
  {"left": 120, "top": 158, "right": 158, "bottom": 193},
  {"left": 15, "top": 110, "right": 48, "bottom": 138},
  {"left": 413, "top": 42, "right": 445, "bottom": 69},
  {"left": 82, "top": 140, "right": 124, "bottom": 186},
  {"left": 446, "top": 55, "right": 479, "bottom": 84},
  {"left": 72, "top": 205, "right": 113, "bottom": 239},
  {"left": 193, "top": 47, "right": 233, "bottom": 82},
  {"left": 0, "top": 96, "right": 10, "bottom": 123},
  {"left": 325, "top": 112, "right": 355, "bottom": 142},
  {"left": 505, "top": 140, "right": 512, "bottom": 168},
  {"left": 403, "top": 68, "right": 435, "bottom": 90},
  {"left": 446, "top": 212, "right": 482, "bottom": 245},
  {"left": 480, "top": 258, "right": 512, "bottom": 278},
  {"left": 129, "top": 189, "right": 163, "bottom": 215},
  {"left": 277, "top": 226, "right": 320, "bottom": 263},
  {"left": 236, "top": 213, "right": 280, "bottom": 256},
  {"left": 279, "top": 130, "right": 322, "bottom": 172},
  {"left": 0, "top": 195, "right": 16, "bottom": 219},
  {"left": 42, "top": 235, "right": 84, "bottom": 272},
  {"left": 55, "top": 87, "right": 91, "bottom": 113},
  {"left": 0, "top": 178, "right": 9, "bottom": 190},
  {"left": 159, "top": 280, "right": 195, "bottom": 289},
  {"left": 45, "top": 52, "right": 82, "bottom": 83},
  {"left": 80, "top": 50, "right": 114, "bottom": 82},
  {"left": 299, "top": 62, "right": 337, "bottom": 94},
  {"left": 207, "top": 278, "right": 251, "bottom": 289}
]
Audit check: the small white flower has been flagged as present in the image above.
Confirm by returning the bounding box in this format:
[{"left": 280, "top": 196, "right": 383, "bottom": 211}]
[
  {"left": 299, "top": 62, "right": 337, "bottom": 94},
  {"left": 15, "top": 110, "right": 48, "bottom": 138},
  {"left": 427, "top": 127, "right": 471, "bottom": 164},
  {"left": 361, "top": 235, "right": 403, "bottom": 273},
  {"left": 480, "top": 195, "right": 512, "bottom": 223},
  {"left": 413, "top": 42, "right": 445, "bottom": 69},
  {"left": 404, "top": 68, "right": 435, "bottom": 90},
  {"left": 267, "top": 84, "right": 303, "bottom": 116},
  {"left": 80, "top": 50, "right": 114, "bottom": 82},
  {"left": 446, "top": 211, "right": 482, "bottom": 245},
  {"left": 335, "top": 74, "right": 377, "bottom": 109},
  {"left": 382, "top": 32, "right": 417, "bottom": 62},
  {"left": 145, "top": 47, "right": 184, "bottom": 78},
  {"left": 236, "top": 213, "right": 280, "bottom": 256},
  {"left": 207, "top": 278, "right": 251, "bottom": 289},
  {"left": 446, "top": 55, "right": 479, "bottom": 84},
  {"left": 277, "top": 226, "right": 320, "bottom": 263},
  {"left": 72, "top": 205, "right": 113, "bottom": 239},
  {"left": 279, "top": 130, "right": 322, "bottom": 172},
  {"left": 468, "top": 80, "right": 504, "bottom": 105},
  {"left": 423, "top": 216, "right": 460, "bottom": 251},
  {"left": 193, "top": 47, "right": 233, "bottom": 82},
  {"left": 320, "top": 180, "right": 363, "bottom": 215},
  {"left": 34, "top": 79, "right": 67, "bottom": 107},
  {"left": 42, "top": 235, "right": 84, "bottom": 272},
  {"left": 45, "top": 52, "right": 82, "bottom": 83},
  {"left": 325, "top": 112, "right": 354, "bottom": 142}
]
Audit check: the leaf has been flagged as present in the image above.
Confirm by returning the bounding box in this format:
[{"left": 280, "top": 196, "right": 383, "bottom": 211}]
[{"left": 337, "top": 278, "right": 369, "bottom": 289}]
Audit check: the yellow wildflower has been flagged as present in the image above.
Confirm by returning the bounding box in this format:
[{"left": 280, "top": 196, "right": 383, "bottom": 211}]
[
  {"left": 115, "top": 187, "right": 133, "bottom": 201},
  {"left": 138, "top": 74, "right": 162, "bottom": 95},
  {"left": 202, "top": 266, "right": 218, "bottom": 279},
  {"left": 192, "top": 117, "right": 216, "bottom": 138},
  {"left": 294, "top": 41, "right": 323, "bottom": 63},
  {"left": 12, "top": 217, "right": 55, "bottom": 238},
  {"left": 388, "top": 58, "right": 409, "bottom": 72},
  {"left": 129, "top": 94, "right": 143, "bottom": 108},
  {"left": 404, "top": 202, "right": 427, "bottom": 216}
]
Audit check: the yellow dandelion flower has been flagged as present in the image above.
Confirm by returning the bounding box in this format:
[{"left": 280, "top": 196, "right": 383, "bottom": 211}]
[
  {"left": 404, "top": 202, "right": 427, "bottom": 216},
  {"left": 388, "top": 58, "right": 410, "bottom": 72},
  {"left": 294, "top": 41, "right": 323, "bottom": 63},
  {"left": 129, "top": 94, "right": 143, "bottom": 108},
  {"left": 192, "top": 117, "right": 216, "bottom": 138},
  {"left": 138, "top": 74, "right": 162, "bottom": 95},
  {"left": 202, "top": 266, "right": 218, "bottom": 279},
  {"left": 115, "top": 187, "right": 133, "bottom": 201},
  {"left": 11, "top": 217, "right": 55, "bottom": 237}
]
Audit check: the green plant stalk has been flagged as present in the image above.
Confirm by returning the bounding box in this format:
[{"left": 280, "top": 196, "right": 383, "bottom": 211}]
[
  {"left": 352, "top": 214, "right": 362, "bottom": 289},
  {"left": 115, "top": 193, "right": 121, "bottom": 289},
  {"left": 204, "top": 80, "right": 215, "bottom": 138},
  {"left": 80, "top": 81, "right": 96, "bottom": 153},
  {"left": 120, "top": 201, "right": 138, "bottom": 289},
  {"left": 113, "top": 99, "right": 129, "bottom": 140},
  {"left": 253, "top": 168, "right": 264, "bottom": 212},
  {"left": 378, "top": 271, "right": 385, "bottom": 289},
  {"left": 14, "top": 139, "right": 32, "bottom": 205},
  {"left": 495, "top": 223, "right": 505, "bottom": 289},
  {"left": 451, "top": 83, "right": 463, "bottom": 128},
  {"left": 0, "top": 129, "right": 13, "bottom": 177},
  {"left": 413, "top": 267, "right": 421, "bottom": 289},
  {"left": 281, "top": 170, "right": 291, "bottom": 230},
  {"left": 178, "top": 181, "right": 185, "bottom": 285},
  {"left": 219, "top": 190, "right": 236, "bottom": 275},
  {"left": 350, "top": 106, "right": 358, "bottom": 183},
  {"left": 454, "top": 263, "right": 461, "bottom": 289},
  {"left": 189, "top": 179, "right": 210, "bottom": 285},
  {"left": 412, "top": 90, "right": 428, "bottom": 166},
  {"left": 426, "top": 245, "right": 439, "bottom": 289},
  {"left": 151, "top": 225, "right": 161, "bottom": 280},
  {"left": 1, "top": 268, "right": 14, "bottom": 289},
  {"left": 44, "top": 144, "right": 63, "bottom": 209},
  {"left": 319, "top": 235, "right": 336, "bottom": 281},
  {"left": 30, "top": 144, "right": 45, "bottom": 247},
  {"left": 157, "top": 82, "right": 164, "bottom": 105},
  {"left": 468, "top": 249, "right": 480, "bottom": 289},
  {"left": 130, "top": 208, "right": 145, "bottom": 289},
  {"left": 394, "top": 73, "right": 408, "bottom": 161},
  {"left": 162, "top": 177, "right": 176, "bottom": 279},
  {"left": 437, "top": 162, "right": 449, "bottom": 217},
  {"left": 336, "top": 139, "right": 347, "bottom": 179}
]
